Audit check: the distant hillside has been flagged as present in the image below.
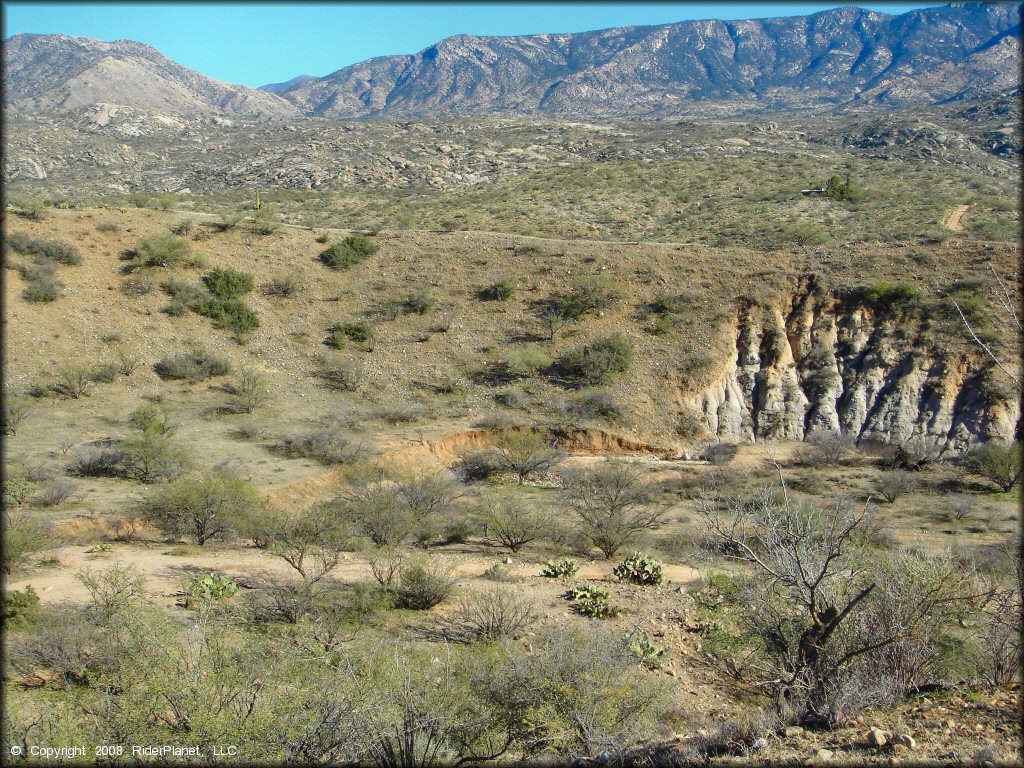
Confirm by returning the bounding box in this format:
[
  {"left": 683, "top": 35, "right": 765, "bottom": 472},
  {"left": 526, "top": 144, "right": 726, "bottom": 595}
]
[
  {"left": 274, "top": 3, "right": 1020, "bottom": 118},
  {"left": 3, "top": 33, "right": 299, "bottom": 120}
]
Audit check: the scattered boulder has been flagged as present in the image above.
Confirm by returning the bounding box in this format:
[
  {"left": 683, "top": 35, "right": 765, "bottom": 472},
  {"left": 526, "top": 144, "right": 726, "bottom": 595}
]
[
  {"left": 866, "top": 728, "right": 887, "bottom": 748},
  {"left": 784, "top": 726, "right": 805, "bottom": 738},
  {"left": 891, "top": 733, "right": 916, "bottom": 750}
]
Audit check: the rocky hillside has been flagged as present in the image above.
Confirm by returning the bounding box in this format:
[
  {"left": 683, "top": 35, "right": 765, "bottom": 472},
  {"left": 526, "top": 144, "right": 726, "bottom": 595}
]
[
  {"left": 3, "top": 33, "right": 298, "bottom": 120},
  {"left": 691, "top": 279, "right": 1020, "bottom": 454},
  {"left": 273, "top": 4, "right": 1020, "bottom": 119}
]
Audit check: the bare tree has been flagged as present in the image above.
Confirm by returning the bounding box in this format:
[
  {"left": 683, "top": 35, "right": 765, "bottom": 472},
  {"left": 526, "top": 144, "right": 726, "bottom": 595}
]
[
  {"left": 492, "top": 432, "right": 566, "bottom": 484},
  {"left": 269, "top": 503, "right": 350, "bottom": 585},
  {"left": 2, "top": 396, "right": 34, "bottom": 436},
  {"left": 477, "top": 495, "right": 550, "bottom": 552},
  {"left": 562, "top": 460, "right": 664, "bottom": 558},
  {"left": 977, "top": 536, "right": 1022, "bottom": 687},
  {"left": 697, "top": 466, "right": 984, "bottom": 724}
]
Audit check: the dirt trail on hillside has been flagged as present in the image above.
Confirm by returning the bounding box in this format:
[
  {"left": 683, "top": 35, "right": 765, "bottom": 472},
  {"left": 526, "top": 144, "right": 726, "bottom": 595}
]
[{"left": 943, "top": 204, "right": 969, "bottom": 231}]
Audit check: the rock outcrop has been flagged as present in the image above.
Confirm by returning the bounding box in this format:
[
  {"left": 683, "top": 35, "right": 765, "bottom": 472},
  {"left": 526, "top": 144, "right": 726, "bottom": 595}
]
[{"left": 689, "top": 278, "right": 1019, "bottom": 454}]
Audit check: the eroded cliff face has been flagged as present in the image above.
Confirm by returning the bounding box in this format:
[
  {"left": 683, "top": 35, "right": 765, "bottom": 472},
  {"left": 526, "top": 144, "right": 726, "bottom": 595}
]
[{"left": 687, "top": 278, "right": 1019, "bottom": 454}]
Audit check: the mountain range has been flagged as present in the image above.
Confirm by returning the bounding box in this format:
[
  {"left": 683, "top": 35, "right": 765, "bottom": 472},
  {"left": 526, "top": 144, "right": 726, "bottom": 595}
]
[{"left": 4, "top": 3, "right": 1020, "bottom": 120}]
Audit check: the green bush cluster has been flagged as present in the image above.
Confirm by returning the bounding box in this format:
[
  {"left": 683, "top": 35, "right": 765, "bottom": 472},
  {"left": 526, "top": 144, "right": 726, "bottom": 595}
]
[
  {"left": 612, "top": 551, "right": 666, "bottom": 586},
  {"left": 549, "top": 276, "right": 624, "bottom": 321},
  {"left": 484, "top": 278, "right": 516, "bottom": 301},
  {"left": 541, "top": 558, "right": 580, "bottom": 578},
  {"left": 153, "top": 349, "right": 231, "bottom": 381},
  {"left": 124, "top": 235, "right": 195, "bottom": 271},
  {"left": 5, "top": 232, "right": 82, "bottom": 302},
  {"left": 325, "top": 321, "right": 375, "bottom": 349},
  {"left": 185, "top": 573, "right": 239, "bottom": 607},
  {"left": 162, "top": 272, "right": 259, "bottom": 341},
  {"left": 824, "top": 172, "right": 863, "bottom": 202},
  {"left": 565, "top": 584, "right": 622, "bottom": 619},
  {"left": 202, "top": 267, "right": 255, "bottom": 298},
  {"left": 3, "top": 585, "right": 41, "bottom": 626},
  {"left": 559, "top": 333, "right": 633, "bottom": 385},
  {"left": 625, "top": 630, "right": 669, "bottom": 668},
  {"left": 319, "top": 235, "right": 379, "bottom": 269},
  {"left": 5, "top": 232, "right": 82, "bottom": 265}
]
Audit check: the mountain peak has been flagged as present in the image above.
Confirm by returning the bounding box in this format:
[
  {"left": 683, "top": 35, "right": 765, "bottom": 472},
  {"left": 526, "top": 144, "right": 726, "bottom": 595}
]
[{"left": 4, "top": 32, "right": 299, "bottom": 120}]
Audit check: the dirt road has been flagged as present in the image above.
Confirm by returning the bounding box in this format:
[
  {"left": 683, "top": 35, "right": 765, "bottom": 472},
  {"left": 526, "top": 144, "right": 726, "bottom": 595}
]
[{"left": 943, "top": 204, "right": 969, "bottom": 231}]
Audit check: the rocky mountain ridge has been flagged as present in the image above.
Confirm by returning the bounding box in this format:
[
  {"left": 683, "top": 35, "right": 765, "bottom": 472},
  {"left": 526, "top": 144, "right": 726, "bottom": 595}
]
[
  {"left": 4, "top": 4, "right": 1020, "bottom": 121},
  {"left": 273, "top": 3, "right": 1020, "bottom": 119}
]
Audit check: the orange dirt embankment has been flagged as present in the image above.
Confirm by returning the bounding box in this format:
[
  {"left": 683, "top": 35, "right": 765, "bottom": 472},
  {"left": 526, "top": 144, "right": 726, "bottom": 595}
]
[{"left": 267, "top": 426, "right": 681, "bottom": 506}]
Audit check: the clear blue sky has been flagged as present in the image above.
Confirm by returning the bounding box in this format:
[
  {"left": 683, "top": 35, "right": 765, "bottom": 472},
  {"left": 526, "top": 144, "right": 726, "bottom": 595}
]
[{"left": 3, "top": 2, "right": 946, "bottom": 88}]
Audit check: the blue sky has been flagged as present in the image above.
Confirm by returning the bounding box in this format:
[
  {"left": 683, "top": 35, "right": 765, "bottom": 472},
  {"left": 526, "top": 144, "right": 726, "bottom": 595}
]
[{"left": 3, "top": 2, "right": 946, "bottom": 88}]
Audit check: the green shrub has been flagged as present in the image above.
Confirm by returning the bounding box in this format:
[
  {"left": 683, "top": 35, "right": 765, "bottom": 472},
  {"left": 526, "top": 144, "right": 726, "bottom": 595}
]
[
  {"left": 559, "top": 332, "right": 634, "bottom": 385},
  {"left": 3, "top": 585, "right": 41, "bottom": 626},
  {"left": 776, "top": 221, "right": 829, "bottom": 246},
  {"left": 565, "top": 585, "right": 622, "bottom": 618},
  {"left": 485, "top": 279, "right": 516, "bottom": 301},
  {"left": 704, "top": 443, "right": 738, "bottom": 466},
  {"left": 550, "top": 276, "right": 624, "bottom": 321},
  {"left": 457, "top": 586, "right": 536, "bottom": 639},
  {"left": 650, "top": 292, "right": 681, "bottom": 314},
  {"left": 964, "top": 442, "right": 1022, "bottom": 492},
  {"left": 162, "top": 299, "right": 187, "bottom": 316},
  {"left": 319, "top": 235, "right": 379, "bottom": 269},
  {"left": 263, "top": 273, "right": 302, "bottom": 297},
  {"left": 171, "top": 219, "right": 195, "bottom": 237},
  {"left": 613, "top": 551, "right": 666, "bottom": 586},
  {"left": 5, "top": 233, "right": 81, "bottom": 265},
  {"left": 128, "top": 403, "right": 176, "bottom": 436},
  {"left": 126, "top": 235, "right": 193, "bottom": 270},
  {"left": 192, "top": 296, "right": 260, "bottom": 339},
  {"left": 857, "top": 281, "right": 921, "bottom": 309},
  {"left": 185, "top": 573, "right": 239, "bottom": 607},
  {"left": 325, "top": 321, "right": 375, "bottom": 349},
  {"left": 249, "top": 213, "right": 278, "bottom": 235},
  {"left": 276, "top": 428, "right": 364, "bottom": 465},
  {"left": 143, "top": 471, "right": 260, "bottom": 545},
  {"left": 824, "top": 173, "right": 863, "bottom": 202},
  {"left": 21, "top": 273, "right": 61, "bottom": 302},
  {"left": 506, "top": 347, "right": 552, "bottom": 376},
  {"left": 398, "top": 291, "right": 436, "bottom": 315},
  {"left": 396, "top": 559, "right": 457, "bottom": 610},
  {"left": 541, "top": 558, "right": 580, "bottom": 578},
  {"left": 88, "top": 363, "right": 121, "bottom": 384},
  {"left": 202, "top": 268, "right": 254, "bottom": 299},
  {"left": 2, "top": 396, "right": 34, "bottom": 436},
  {"left": 571, "top": 389, "right": 622, "bottom": 422},
  {"left": 626, "top": 630, "right": 669, "bottom": 668},
  {"left": 154, "top": 349, "right": 231, "bottom": 381},
  {"left": 226, "top": 368, "right": 268, "bottom": 414}
]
